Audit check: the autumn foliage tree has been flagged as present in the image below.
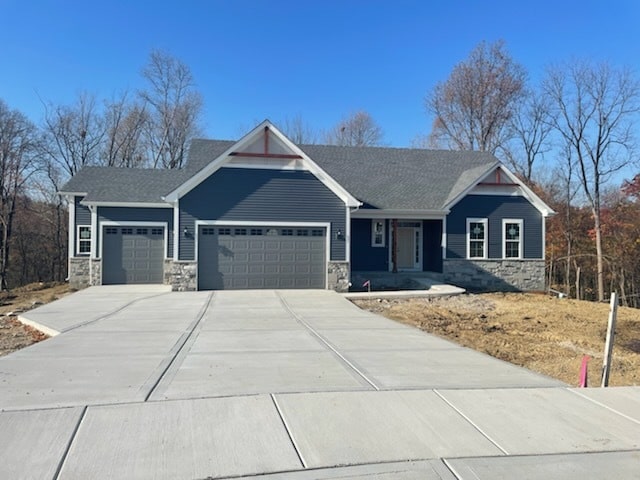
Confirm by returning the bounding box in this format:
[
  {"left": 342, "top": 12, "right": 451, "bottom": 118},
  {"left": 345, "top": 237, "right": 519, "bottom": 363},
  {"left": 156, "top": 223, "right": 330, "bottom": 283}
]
[{"left": 426, "top": 40, "right": 526, "bottom": 154}]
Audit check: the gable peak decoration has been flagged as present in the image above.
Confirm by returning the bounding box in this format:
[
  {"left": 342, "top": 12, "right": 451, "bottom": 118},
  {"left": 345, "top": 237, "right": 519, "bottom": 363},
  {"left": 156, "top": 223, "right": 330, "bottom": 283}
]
[{"left": 229, "top": 125, "right": 303, "bottom": 160}]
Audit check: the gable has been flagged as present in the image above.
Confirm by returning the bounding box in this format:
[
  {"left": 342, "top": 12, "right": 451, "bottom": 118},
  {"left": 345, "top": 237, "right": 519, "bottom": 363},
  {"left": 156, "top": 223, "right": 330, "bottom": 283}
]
[
  {"left": 165, "top": 121, "right": 360, "bottom": 207},
  {"left": 444, "top": 164, "right": 555, "bottom": 217}
]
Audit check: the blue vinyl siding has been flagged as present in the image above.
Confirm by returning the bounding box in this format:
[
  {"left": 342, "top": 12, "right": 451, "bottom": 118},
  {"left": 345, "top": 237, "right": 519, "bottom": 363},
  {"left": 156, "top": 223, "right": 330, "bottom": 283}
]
[
  {"left": 179, "top": 168, "right": 347, "bottom": 261},
  {"left": 98, "top": 207, "right": 174, "bottom": 258},
  {"left": 74, "top": 197, "right": 91, "bottom": 226},
  {"left": 446, "top": 195, "right": 543, "bottom": 259},
  {"left": 423, "top": 220, "right": 443, "bottom": 272},
  {"left": 351, "top": 219, "right": 388, "bottom": 271}
]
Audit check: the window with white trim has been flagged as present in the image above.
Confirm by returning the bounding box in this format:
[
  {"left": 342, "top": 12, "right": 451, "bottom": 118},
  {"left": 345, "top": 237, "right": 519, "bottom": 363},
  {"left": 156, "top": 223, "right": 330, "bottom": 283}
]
[
  {"left": 77, "top": 226, "right": 91, "bottom": 255},
  {"left": 467, "top": 218, "right": 487, "bottom": 259},
  {"left": 371, "top": 220, "right": 385, "bottom": 247},
  {"left": 503, "top": 219, "right": 523, "bottom": 259}
]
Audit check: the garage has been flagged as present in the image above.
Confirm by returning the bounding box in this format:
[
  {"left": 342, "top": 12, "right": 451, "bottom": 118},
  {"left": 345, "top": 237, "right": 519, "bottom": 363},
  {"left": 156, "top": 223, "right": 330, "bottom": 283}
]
[
  {"left": 102, "top": 226, "right": 165, "bottom": 284},
  {"left": 197, "top": 225, "right": 326, "bottom": 290}
]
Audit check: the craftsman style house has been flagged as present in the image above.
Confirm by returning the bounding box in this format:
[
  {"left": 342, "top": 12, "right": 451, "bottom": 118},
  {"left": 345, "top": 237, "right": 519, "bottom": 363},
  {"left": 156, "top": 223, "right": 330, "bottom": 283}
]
[{"left": 59, "top": 120, "right": 554, "bottom": 292}]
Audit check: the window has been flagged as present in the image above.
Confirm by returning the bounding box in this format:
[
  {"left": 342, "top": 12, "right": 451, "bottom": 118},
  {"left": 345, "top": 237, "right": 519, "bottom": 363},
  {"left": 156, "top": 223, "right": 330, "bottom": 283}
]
[
  {"left": 234, "top": 228, "right": 247, "bottom": 236},
  {"left": 105, "top": 227, "right": 118, "bottom": 235},
  {"left": 371, "top": 220, "right": 385, "bottom": 247},
  {"left": 218, "top": 228, "right": 231, "bottom": 235},
  {"left": 503, "top": 219, "right": 523, "bottom": 259},
  {"left": 311, "top": 229, "right": 324, "bottom": 237},
  {"left": 201, "top": 227, "right": 215, "bottom": 235},
  {"left": 281, "top": 229, "right": 293, "bottom": 236},
  {"left": 151, "top": 228, "right": 163, "bottom": 235},
  {"left": 121, "top": 228, "right": 133, "bottom": 235},
  {"left": 77, "top": 226, "right": 91, "bottom": 255},
  {"left": 250, "top": 228, "right": 263, "bottom": 235},
  {"left": 136, "top": 228, "right": 148, "bottom": 235},
  {"left": 296, "top": 229, "right": 309, "bottom": 236},
  {"left": 467, "top": 218, "right": 487, "bottom": 259}
]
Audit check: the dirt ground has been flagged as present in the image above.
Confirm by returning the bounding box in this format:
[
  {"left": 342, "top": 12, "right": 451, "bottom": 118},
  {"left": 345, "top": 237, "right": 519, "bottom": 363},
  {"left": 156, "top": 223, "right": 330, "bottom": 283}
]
[
  {"left": 0, "top": 282, "right": 71, "bottom": 356},
  {"left": 354, "top": 293, "right": 640, "bottom": 387}
]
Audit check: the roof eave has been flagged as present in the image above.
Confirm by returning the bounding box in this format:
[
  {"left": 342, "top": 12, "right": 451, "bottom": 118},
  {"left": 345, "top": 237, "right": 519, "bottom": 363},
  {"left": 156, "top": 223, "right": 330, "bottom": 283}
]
[
  {"left": 351, "top": 208, "right": 448, "bottom": 219},
  {"left": 80, "top": 201, "right": 172, "bottom": 209}
]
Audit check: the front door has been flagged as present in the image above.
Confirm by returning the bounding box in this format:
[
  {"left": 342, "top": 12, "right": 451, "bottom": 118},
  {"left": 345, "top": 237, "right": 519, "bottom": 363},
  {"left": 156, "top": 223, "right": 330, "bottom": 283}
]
[{"left": 395, "top": 222, "right": 421, "bottom": 270}]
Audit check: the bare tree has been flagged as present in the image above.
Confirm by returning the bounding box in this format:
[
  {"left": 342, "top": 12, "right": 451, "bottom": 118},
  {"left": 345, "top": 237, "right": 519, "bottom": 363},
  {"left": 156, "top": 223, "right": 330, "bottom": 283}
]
[
  {"left": 325, "top": 110, "right": 383, "bottom": 147},
  {"left": 0, "top": 100, "right": 41, "bottom": 289},
  {"left": 102, "top": 92, "right": 148, "bottom": 168},
  {"left": 280, "top": 114, "right": 317, "bottom": 144},
  {"left": 426, "top": 40, "right": 526, "bottom": 154},
  {"left": 544, "top": 60, "right": 640, "bottom": 301},
  {"left": 503, "top": 89, "right": 553, "bottom": 181},
  {"left": 140, "top": 50, "right": 203, "bottom": 169},
  {"left": 41, "top": 92, "right": 105, "bottom": 177}
]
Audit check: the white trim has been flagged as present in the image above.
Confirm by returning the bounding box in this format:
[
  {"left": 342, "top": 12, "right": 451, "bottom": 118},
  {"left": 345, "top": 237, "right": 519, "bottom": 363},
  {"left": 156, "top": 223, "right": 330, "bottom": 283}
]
[
  {"left": 352, "top": 209, "right": 446, "bottom": 219},
  {"left": 68, "top": 196, "right": 75, "bottom": 263},
  {"left": 81, "top": 201, "right": 171, "bottom": 209},
  {"left": 469, "top": 185, "right": 522, "bottom": 196},
  {"left": 194, "top": 220, "right": 332, "bottom": 290},
  {"left": 58, "top": 191, "right": 87, "bottom": 197},
  {"left": 221, "top": 162, "right": 304, "bottom": 171},
  {"left": 173, "top": 202, "right": 179, "bottom": 261},
  {"left": 442, "top": 216, "right": 447, "bottom": 259},
  {"left": 467, "top": 218, "right": 488, "bottom": 260},
  {"left": 345, "top": 206, "right": 351, "bottom": 264},
  {"left": 90, "top": 207, "right": 98, "bottom": 259},
  {"left": 196, "top": 220, "right": 330, "bottom": 228},
  {"left": 76, "top": 225, "right": 92, "bottom": 256},
  {"left": 542, "top": 216, "right": 547, "bottom": 261},
  {"left": 163, "top": 120, "right": 361, "bottom": 208},
  {"left": 503, "top": 218, "right": 524, "bottom": 260},
  {"left": 444, "top": 163, "right": 556, "bottom": 217},
  {"left": 371, "top": 219, "right": 386, "bottom": 247},
  {"left": 99, "top": 221, "right": 170, "bottom": 261}
]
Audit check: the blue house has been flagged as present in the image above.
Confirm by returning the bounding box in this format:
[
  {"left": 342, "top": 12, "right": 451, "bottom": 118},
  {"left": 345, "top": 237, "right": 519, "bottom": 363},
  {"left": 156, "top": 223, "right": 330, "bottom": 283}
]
[{"left": 59, "top": 120, "right": 554, "bottom": 292}]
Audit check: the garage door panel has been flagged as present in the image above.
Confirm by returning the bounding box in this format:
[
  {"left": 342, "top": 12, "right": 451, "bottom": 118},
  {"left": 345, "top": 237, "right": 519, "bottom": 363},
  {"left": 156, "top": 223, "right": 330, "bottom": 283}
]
[
  {"left": 198, "top": 226, "right": 326, "bottom": 290},
  {"left": 103, "top": 226, "right": 164, "bottom": 285}
]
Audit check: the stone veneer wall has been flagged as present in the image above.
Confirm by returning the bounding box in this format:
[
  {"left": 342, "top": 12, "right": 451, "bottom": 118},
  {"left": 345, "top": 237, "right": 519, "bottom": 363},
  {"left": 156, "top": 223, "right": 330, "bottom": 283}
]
[
  {"left": 443, "top": 259, "right": 545, "bottom": 292},
  {"left": 328, "top": 261, "right": 350, "bottom": 292},
  {"left": 165, "top": 260, "right": 197, "bottom": 291},
  {"left": 90, "top": 259, "right": 102, "bottom": 286},
  {"left": 69, "top": 257, "right": 90, "bottom": 289},
  {"left": 69, "top": 257, "right": 103, "bottom": 288}
]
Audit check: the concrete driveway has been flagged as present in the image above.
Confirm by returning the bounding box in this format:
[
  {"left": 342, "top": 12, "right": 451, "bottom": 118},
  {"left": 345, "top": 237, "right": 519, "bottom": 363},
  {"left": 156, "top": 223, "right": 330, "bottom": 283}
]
[{"left": 1, "top": 287, "right": 639, "bottom": 479}]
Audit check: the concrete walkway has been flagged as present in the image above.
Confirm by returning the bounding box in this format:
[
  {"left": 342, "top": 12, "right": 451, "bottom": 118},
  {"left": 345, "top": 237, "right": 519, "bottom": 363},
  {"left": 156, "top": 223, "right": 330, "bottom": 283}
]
[{"left": 2, "top": 288, "right": 639, "bottom": 479}]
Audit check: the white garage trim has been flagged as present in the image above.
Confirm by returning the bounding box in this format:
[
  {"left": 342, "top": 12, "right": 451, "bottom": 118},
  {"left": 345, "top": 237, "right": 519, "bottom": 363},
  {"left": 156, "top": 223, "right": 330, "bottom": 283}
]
[
  {"left": 99, "top": 221, "right": 169, "bottom": 260},
  {"left": 195, "top": 220, "right": 331, "bottom": 289}
]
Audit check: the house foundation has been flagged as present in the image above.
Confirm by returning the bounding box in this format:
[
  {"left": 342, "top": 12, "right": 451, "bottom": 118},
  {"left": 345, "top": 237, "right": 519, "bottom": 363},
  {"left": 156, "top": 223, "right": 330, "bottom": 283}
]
[{"left": 443, "top": 259, "right": 545, "bottom": 291}]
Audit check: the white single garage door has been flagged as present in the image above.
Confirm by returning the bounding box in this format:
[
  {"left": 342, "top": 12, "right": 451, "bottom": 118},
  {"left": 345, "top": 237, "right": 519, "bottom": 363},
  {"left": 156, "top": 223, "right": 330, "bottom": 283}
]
[
  {"left": 197, "top": 225, "right": 326, "bottom": 290},
  {"left": 102, "top": 226, "right": 165, "bottom": 284}
]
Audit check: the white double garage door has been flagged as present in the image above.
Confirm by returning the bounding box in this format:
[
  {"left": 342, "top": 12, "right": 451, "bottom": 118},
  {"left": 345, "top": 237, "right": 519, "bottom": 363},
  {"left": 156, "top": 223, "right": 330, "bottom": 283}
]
[{"left": 101, "top": 224, "right": 327, "bottom": 289}]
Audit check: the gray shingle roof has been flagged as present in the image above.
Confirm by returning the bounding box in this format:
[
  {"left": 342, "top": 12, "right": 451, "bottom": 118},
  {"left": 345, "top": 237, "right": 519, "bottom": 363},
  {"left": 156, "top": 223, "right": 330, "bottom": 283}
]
[
  {"left": 60, "top": 139, "right": 499, "bottom": 209},
  {"left": 298, "top": 144, "right": 498, "bottom": 210},
  {"left": 60, "top": 166, "right": 190, "bottom": 203}
]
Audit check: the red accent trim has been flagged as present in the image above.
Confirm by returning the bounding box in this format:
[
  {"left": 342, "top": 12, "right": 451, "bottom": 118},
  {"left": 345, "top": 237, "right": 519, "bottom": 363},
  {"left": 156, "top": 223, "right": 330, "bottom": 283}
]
[
  {"left": 228, "top": 152, "right": 303, "bottom": 159},
  {"left": 496, "top": 168, "right": 501, "bottom": 183},
  {"left": 478, "top": 182, "right": 518, "bottom": 186},
  {"left": 264, "top": 126, "right": 269, "bottom": 154}
]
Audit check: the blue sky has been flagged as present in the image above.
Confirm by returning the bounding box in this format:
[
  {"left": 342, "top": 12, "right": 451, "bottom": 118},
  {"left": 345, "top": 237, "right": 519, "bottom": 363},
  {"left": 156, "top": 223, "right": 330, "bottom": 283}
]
[{"left": 1, "top": 0, "right": 639, "bottom": 147}]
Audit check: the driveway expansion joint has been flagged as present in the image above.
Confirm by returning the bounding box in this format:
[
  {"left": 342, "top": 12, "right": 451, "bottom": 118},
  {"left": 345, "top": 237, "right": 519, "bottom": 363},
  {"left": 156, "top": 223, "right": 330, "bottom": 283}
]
[
  {"left": 52, "top": 405, "right": 87, "bottom": 480},
  {"left": 144, "top": 292, "right": 215, "bottom": 401},
  {"left": 275, "top": 291, "right": 380, "bottom": 391},
  {"left": 433, "top": 389, "right": 510, "bottom": 455}
]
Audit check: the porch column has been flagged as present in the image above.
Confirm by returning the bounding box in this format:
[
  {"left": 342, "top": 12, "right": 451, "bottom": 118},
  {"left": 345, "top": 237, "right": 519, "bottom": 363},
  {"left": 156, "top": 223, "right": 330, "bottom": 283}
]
[{"left": 391, "top": 218, "right": 398, "bottom": 273}]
